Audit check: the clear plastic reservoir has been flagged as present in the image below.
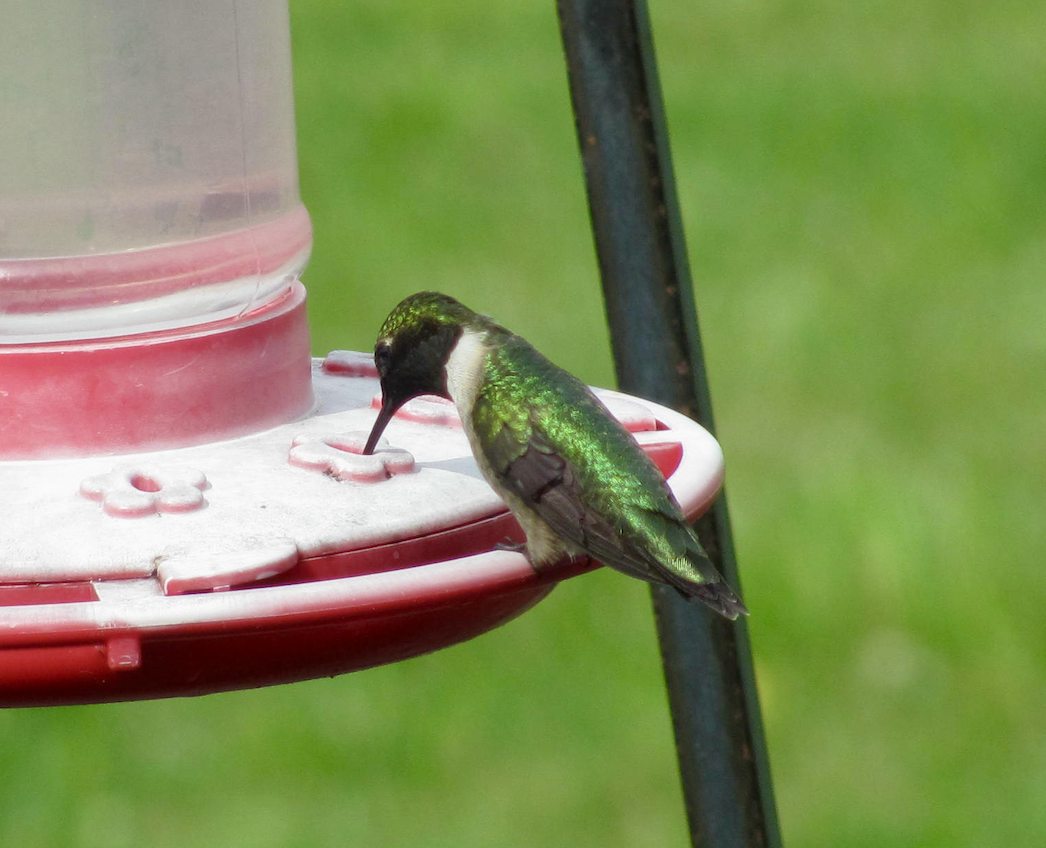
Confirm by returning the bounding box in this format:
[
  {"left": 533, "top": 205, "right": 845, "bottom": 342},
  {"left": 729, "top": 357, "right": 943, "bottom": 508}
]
[{"left": 0, "top": 1, "right": 311, "bottom": 342}]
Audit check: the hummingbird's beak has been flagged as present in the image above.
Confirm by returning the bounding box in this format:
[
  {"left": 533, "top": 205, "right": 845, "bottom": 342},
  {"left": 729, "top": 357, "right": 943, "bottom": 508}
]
[{"left": 363, "top": 395, "right": 398, "bottom": 455}]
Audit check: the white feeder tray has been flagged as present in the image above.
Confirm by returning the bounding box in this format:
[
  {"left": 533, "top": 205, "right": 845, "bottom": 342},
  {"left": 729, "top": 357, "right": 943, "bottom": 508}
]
[{"left": 0, "top": 351, "right": 724, "bottom": 706}]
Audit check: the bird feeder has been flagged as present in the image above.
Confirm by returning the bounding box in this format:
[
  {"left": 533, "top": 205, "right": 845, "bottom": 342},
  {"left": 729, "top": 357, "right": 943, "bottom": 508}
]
[{"left": 0, "top": 1, "right": 725, "bottom": 707}]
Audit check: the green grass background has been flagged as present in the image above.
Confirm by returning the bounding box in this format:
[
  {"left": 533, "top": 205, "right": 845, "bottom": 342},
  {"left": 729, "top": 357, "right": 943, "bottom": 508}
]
[{"left": 3, "top": 1, "right": 1045, "bottom": 845}]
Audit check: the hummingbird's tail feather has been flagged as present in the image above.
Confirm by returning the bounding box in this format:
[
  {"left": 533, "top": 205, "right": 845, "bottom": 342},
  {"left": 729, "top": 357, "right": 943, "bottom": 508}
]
[
  {"left": 654, "top": 544, "right": 749, "bottom": 619},
  {"left": 683, "top": 579, "right": 749, "bottom": 620}
]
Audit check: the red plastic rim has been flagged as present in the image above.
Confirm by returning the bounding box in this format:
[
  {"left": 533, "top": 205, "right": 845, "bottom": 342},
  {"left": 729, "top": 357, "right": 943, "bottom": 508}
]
[{"left": 0, "top": 282, "right": 314, "bottom": 459}]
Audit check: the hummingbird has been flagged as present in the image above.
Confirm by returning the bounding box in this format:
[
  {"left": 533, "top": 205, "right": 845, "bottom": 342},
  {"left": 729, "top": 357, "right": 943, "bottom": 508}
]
[{"left": 363, "top": 292, "right": 747, "bottom": 619}]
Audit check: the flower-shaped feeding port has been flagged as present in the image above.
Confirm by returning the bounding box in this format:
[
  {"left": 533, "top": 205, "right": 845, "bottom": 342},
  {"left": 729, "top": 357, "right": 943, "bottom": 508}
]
[
  {"left": 79, "top": 465, "right": 208, "bottom": 518},
  {"left": 288, "top": 432, "right": 415, "bottom": 483}
]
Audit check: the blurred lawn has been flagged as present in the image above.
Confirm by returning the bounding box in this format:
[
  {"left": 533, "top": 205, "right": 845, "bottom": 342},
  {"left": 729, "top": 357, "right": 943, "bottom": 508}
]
[{"left": 3, "top": 1, "right": 1045, "bottom": 846}]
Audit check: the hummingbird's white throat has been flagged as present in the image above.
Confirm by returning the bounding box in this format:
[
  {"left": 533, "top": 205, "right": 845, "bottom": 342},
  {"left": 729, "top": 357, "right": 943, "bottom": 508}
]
[{"left": 443, "top": 327, "right": 490, "bottom": 411}]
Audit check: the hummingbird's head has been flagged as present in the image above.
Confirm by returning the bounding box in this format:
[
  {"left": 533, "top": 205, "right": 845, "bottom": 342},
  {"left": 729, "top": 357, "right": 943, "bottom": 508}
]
[{"left": 363, "top": 292, "right": 477, "bottom": 454}]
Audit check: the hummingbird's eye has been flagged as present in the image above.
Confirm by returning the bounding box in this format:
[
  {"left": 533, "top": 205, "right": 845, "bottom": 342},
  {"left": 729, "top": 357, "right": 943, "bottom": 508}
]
[{"left": 374, "top": 342, "right": 392, "bottom": 375}]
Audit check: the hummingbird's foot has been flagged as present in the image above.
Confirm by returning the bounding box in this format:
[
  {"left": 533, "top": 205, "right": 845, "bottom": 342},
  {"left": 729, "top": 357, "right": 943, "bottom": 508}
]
[{"left": 493, "top": 538, "right": 527, "bottom": 555}]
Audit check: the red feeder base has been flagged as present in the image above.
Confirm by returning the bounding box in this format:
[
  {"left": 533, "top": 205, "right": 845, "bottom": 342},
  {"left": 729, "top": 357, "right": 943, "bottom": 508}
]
[{"left": 0, "top": 352, "right": 723, "bottom": 707}]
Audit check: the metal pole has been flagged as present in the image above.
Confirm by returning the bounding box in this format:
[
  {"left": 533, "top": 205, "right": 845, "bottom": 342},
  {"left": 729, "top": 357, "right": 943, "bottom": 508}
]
[{"left": 555, "top": 2, "right": 782, "bottom": 846}]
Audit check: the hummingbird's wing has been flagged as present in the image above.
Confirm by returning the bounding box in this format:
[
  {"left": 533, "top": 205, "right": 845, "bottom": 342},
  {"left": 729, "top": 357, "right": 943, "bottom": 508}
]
[
  {"left": 471, "top": 336, "right": 746, "bottom": 618},
  {"left": 479, "top": 387, "right": 698, "bottom": 581},
  {"left": 492, "top": 420, "right": 746, "bottom": 618},
  {"left": 487, "top": 424, "right": 657, "bottom": 581}
]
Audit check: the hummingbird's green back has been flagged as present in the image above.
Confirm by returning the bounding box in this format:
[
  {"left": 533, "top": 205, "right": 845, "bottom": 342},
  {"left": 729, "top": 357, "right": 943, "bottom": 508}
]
[{"left": 469, "top": 327, "right": 722, "bottom": 594}]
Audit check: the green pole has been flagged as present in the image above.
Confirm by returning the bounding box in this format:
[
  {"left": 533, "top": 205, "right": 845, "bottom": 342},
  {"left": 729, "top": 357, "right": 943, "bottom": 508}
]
[{"left": 556, "top": 2, "right": 783, "bottom": 845}]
